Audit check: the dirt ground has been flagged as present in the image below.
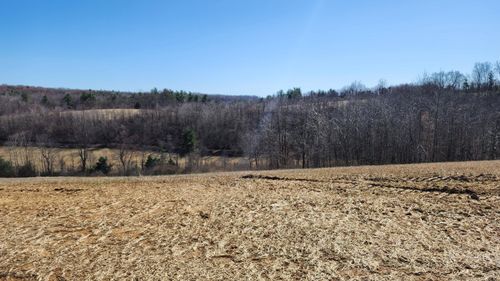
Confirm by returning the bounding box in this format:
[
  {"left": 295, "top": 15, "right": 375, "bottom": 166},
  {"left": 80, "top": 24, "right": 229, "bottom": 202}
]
[{"left": 0, "top": 161, "right": 499, "bottom": 280}]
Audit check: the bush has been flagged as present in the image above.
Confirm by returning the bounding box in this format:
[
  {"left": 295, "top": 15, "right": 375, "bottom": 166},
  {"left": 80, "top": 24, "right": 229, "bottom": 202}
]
[
  {"left": 144, "top": 155, "right": 160, "bottom": 170},
  {"left": 143, "top": 155, "right": 178, "bottom": 175},
  {"left": 17, "top": 162, "right": 37, "bottom": 177},
  {"left": 0, "top": 157, "right": 15, "bottom": 177},
  {"left": 94, "top": 157, "right": 112, "bottom": 175}
]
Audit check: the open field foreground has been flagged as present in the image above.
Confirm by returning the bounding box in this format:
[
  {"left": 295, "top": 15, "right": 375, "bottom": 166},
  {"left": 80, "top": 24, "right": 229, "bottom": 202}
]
[{"left": 0, "top": 161, "right": 499, "bottom": 280}]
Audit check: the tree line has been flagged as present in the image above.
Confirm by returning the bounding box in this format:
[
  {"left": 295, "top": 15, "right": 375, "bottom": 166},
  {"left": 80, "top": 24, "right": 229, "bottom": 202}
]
[{"left": 0, "top": 61, "right": 499, "bottom": 176}]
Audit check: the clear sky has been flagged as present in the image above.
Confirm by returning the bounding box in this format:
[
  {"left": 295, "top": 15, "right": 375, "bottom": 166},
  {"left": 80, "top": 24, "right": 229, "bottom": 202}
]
[{"left": 1, "top": 0, "right": 499, "bottom": 96}]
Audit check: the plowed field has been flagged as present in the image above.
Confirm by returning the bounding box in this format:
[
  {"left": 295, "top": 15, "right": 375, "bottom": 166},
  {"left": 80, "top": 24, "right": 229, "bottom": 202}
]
[{"left": 0, "top": 161, "right": 499, "bottom": 280}]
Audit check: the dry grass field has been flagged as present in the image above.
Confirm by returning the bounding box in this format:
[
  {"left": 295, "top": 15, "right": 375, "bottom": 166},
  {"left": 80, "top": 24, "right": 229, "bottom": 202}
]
[
  {"left": 0, "top": 161, "right": 499, "bottom": 280},
  {"left": 0, "top": 146, "right": 248, "bottom": 174}
]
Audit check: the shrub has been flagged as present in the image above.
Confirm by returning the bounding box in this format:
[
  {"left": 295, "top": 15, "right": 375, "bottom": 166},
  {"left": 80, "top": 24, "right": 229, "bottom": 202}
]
[
  {"left": 167, "top": 158, "right": 176, "bottom": 166},
  {"left": 17, "top": 162, "right": 37, "bottom": 177},
  {"left": 144, "top": 155, "right": 160, "bottom": 170},
  {"left": 0, "top": 157, "right": 15, "bottom": 177},
  {"left": 94, "top": 157, "right": 112, "bottom": 175}
]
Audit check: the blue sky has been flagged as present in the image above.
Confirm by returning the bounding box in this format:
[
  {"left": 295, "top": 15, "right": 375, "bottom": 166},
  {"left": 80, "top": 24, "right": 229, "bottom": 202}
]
[{"left": 1, "top": 0, "right": 499, "bottom": 96}]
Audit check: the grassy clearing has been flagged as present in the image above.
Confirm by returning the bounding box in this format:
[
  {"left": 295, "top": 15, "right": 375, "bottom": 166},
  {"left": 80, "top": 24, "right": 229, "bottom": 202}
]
[
  {"left": 0, "top": 146, "right": 248, "bottom": 175},
  {"left": 0, "top": 161, "right": 498, "bottom": 280}
]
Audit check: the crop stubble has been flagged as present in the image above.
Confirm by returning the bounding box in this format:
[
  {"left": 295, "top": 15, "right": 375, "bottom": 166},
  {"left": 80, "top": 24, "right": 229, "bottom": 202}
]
[{"left": 0, "top": 161, "right": 499, "bottom": 280}]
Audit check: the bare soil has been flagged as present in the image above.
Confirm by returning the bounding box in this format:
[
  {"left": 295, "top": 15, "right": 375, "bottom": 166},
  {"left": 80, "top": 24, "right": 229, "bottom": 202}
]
[{"left": 0, "top": 161, "right": 499, "bottom": 280}]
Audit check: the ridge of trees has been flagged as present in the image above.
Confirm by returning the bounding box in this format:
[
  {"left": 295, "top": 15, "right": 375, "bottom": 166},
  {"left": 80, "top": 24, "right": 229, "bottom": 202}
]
[{"left": 0, "top": 85, "right": 259, "bottom": 115}]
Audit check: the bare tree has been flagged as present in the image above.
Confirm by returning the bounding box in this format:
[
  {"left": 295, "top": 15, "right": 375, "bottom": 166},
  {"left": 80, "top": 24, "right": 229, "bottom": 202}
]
[
  {"left": 423, "top": 71, "right": 464, "bottom": 90},
  {"left": 6, "top": 132, "right": 33, "bottom": 169},
  {"left": 375, "top": 79, "right": 388, "bottom": 95},
  {"left": 36, "top": 134, "right": 58, "bottom": 176},
  {"left": 471, "top": 62, "right": 492, "bottom": 90},
  {"left": 445, "top": 71, "right": 465, "bottom": 89},
  {"left": 118, "top": 145, "right": 135, "bottom": 176},
  {"left": 117, "top": 126, "right": 136, "bottom": 176},
  {"left": 74, "top": 111, "right": 91, "bottom": 173},
  {"left": 0, "top": 64, "right": 499, "bottom": 177},
  {"left": 341, "top": 81, "right": 367, "bottom": 96},
  {"left": 241, "top": 130, "right": 261, "bottom": 169}
]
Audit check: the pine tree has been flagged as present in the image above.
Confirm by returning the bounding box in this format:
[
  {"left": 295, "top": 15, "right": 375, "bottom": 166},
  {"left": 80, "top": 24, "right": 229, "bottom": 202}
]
[
  {"left": 181, "top": 129, "right": 197, "bottom": 156},
  {"left": 488, "top": 72, "right": 495, "bottom": 90},
  {"left": 95, "top": 157, "right": 112, "bottom": 175},
  {"left": 41, "top": 95, "right": 49, "bottom": 105},
  {"left": 62, "top": 94, "right": 73, "bottom": 107}
]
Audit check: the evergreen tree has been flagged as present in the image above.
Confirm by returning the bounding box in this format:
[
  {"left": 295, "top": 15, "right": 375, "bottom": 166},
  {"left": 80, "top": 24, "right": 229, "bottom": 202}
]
[
  {"left": 144, "top": 155, "right": 160, "bottom": 169},
  {"left": 488, "top": 72, "right": 495, "bottom": 90},
  {"left": 94, "top": 157, "right": 112, "bottom": 175},
  {"left": 175, "top": 92, "right": 186, "bottom": 103},
  {"left": 462, "top": 79, "right": 470, "bottom": 92},
  {"left": 62, "top": 94, "right": 73, "bottom": 107},
  {"left": 80, "top": 93, "right": 96, "bottom": 103},
  {"left": 21, "top": 92, "right": 29, "bottom": 102},
  {"left": 41, "top": 95, "right": 49, "bottom": 105},
  {"left": 181, "top": 129, "right": 197, "bottom": 156}
]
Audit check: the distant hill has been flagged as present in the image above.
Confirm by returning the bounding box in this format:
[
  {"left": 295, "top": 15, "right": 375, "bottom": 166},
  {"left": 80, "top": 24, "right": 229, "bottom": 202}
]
[{"left": 0, "top": 84, "right": 260, "bottom": 115}]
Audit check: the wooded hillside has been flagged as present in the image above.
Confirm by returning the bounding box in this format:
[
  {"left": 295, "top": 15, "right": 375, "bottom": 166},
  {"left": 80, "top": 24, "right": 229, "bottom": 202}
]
[{"left": 1, "top": 62, "right": 499, "bottom": 176}]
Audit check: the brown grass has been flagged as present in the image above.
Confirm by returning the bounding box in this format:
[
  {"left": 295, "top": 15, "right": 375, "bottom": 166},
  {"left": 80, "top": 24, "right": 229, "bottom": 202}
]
[
  {"left": 0, "top": 161, "right": 499, "bottom": 280},
  {"left": 0, "top": 146, "right": 248, "bottom": 174}
]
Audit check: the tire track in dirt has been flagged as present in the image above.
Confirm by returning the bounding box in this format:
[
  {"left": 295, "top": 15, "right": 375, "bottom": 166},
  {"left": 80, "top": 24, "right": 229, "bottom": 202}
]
[{"left": 241, "top": 173, "right": 498, "bottom": 200}]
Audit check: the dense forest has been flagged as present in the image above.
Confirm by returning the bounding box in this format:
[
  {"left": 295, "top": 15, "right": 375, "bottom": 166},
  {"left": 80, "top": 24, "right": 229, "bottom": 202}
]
[{"left": 0, "top": 61, "right": 499, "bottom": 176}]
